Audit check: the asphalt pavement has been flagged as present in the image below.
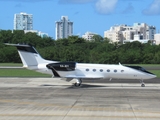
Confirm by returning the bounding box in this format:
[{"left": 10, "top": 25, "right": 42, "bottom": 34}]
[{"left": 0, "top": 78, "right": 160, "bottom": 120}]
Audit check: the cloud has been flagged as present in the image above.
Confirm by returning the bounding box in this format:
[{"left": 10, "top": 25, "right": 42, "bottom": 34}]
[
  {"left": 0, "top": 0, "right": 51, "bottom": 2},
  {"left": 58, "top": 0, "right": 94, "bottom": 4},
  {"left": 95, "top": 0, "right": 118, "bottom": 14},
  {"left": 15, "top": 3, "right": 23, "bottom": 7},
  {"left": 74, "top": 11, "right": 80, "bottom": 15},
  {"left": 122, "top": 3, "right": 134, "bottom": 14},
  {"left": 58, "top": 0, "right": 118, "bottom": 15},
  {"left": 142, "top": 0, "right": 160, "bottom": 15}
]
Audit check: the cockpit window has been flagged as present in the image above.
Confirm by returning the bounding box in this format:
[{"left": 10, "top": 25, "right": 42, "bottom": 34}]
[
  {"left": 140, "top": 67, "right": 146, "bottom": 71},
  {"left": 127, "top": 66, "right": 145, "bottom": 71},
  {"left": 126, "top": 66, "right": 155, "bottom": 75}
]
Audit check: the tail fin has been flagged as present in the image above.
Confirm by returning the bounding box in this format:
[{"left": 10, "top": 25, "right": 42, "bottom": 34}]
[{"left": 5, "top": 43, "right": 54, "bottom": 68}]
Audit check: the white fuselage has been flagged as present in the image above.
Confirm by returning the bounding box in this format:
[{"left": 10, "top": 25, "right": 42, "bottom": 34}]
[{"left": 34, "top": 63, "right": 156, "bottom": 80}]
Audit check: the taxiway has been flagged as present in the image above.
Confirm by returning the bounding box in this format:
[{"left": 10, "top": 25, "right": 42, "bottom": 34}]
[{"left": 0, "top": 78, "right": 160, "bottom": 120}]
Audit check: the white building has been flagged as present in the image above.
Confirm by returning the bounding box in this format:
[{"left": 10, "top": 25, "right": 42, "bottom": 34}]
[
  {"left": 154, "top": 34, "right": 160, "bottom": 45},
  {"left": 82, "top": 32, "right": 97, "bottom": 41},
  {"left": 24, "top": 30, "right": 48, "bottom": 38},
  {"left": 104, "top": 23, "right": 156, "bottom": 43},
  {"left": 55, "top": 16, "right": 73, "bottom": 40},
  {"left": 123, "top": 34, "right": 155, "bottom": 44},
  {"left": 133, "top": 23, "right": 156, "bottom": 40},
  {"left": 104, "top": 25, "right": 126, "bottom": 43},
  {"left": 14, "top": 12, "right": 33, "bottom": 30},
  {"left": 146, "top": 26, "right": 156, "bottom": 40}
]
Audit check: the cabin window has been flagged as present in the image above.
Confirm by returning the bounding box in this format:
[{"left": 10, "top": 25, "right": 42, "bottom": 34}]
[
  {"left": 107, "top": 69, "right": 110, "bottom": 72},
  {"left": 121, "top": 70, "right": 124, "bottom": 72},
  {"left": 93, "top": 69, "right": 96, "bottom": 72},
  {"left": 86, "top": 68, "right": 89, "bottom": 72},
  {"left": 114, "top": 70, "right": 117, "bottom": 72},
  {"left": 100, "top": 69, "right": 103, "bottom": 72}
]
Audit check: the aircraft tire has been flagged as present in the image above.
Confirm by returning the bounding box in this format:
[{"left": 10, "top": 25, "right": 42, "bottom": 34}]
[
  {"left": 74, "top": 83, "right": 81, "bottom": 87},
  {"left": 141, "top": 84, "right": 145, "bottom": 87}
]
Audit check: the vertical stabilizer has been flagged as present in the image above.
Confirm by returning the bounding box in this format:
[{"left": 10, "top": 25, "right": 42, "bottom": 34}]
[{"left": 5, "top": 43, "right": 54, "bottom": 68}]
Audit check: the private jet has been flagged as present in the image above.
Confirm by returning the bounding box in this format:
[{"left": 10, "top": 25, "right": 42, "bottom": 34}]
[{"left": 5, "top": 43, "right": 156, "bottom": 87}]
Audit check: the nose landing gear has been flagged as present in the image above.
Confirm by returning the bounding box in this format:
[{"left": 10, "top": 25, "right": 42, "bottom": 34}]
[
  {"left": 141, "top": 83, "right": 145, "bottom": 87},
  {"left": 140, "top": 80, "right": 145, "bottom": 87}
]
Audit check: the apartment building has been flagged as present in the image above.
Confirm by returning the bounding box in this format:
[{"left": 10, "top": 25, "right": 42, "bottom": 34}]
[
  {"left": 154, "top": 34, "right": 160, "bottom": 45},
  {"left": 24, "top": 30, "right": 48, "bottom": 38},
  {"left": 82, "top": 32, "right": 97, "bottom": 41},
  {"left": 14, "top": 12, "right": 33, "bottom": 30},
  {"left": 104, "top": 25, "right": 125, "bottom": 43},
  {"left": 104, "top": 23, "right": 156, "bottom": 43},
  {"left": 55, "top": 16, "right": 73, "bottom": 40}
]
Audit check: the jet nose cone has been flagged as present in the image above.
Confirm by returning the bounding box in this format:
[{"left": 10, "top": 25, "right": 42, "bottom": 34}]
[
  {"left": 153, "top": 75, "right": 157, "bottom": 78},
  {"left": 150, "top": 74, "right": 157, "bottom": 79}
]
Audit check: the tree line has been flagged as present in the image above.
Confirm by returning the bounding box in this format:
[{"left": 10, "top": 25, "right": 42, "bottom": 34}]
[{"left": 0, "top": 30, "right": 160, "bottom": 64}]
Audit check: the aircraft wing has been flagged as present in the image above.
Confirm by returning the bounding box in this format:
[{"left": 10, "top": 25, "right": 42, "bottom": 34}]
[
  {"left": 62, "top": 75, "right": 103, "bottom": 82},
  {"left": 64, "top": 75, "right": 103, "bottom": 79}
]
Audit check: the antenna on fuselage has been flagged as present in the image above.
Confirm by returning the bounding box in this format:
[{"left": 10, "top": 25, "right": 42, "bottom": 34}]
[{"left": 119, "top": 62, "right": 122, "bottom": 65}]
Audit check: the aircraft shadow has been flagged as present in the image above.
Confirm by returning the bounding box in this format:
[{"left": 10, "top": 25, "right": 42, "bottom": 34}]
[
  {"left": 41, "top": 84, "right": 56, "bottom": 86},
  {"left": 40, "top": 83, "right": 147, "bottom": 88},
  {"left": 68, "top": 84, "right": 106, "bottom": 89},
  {"left": 40, "top": 83, "right": 106, "bottom": 88}
]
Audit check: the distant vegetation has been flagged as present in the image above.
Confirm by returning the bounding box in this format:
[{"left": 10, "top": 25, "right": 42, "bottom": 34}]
[{"left": 0, "top": 30, "right": 160, "bottom": 64}]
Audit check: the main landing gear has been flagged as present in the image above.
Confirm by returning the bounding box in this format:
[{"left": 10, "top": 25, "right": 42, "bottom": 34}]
[
  {"left": 140, "top": 80, "right": 145, "bottom": 87},
  {"left": 74, "top": 79, "right": 82, "bottom": 87}
]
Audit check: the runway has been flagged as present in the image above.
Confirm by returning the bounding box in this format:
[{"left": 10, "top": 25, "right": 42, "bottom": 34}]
[{"left": 0, "top": 78, "right": 160, "bottom": 120}]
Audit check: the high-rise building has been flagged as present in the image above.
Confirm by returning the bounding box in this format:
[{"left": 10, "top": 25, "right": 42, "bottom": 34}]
[
  {"left": 14, "top": 12, "right": 33, "bottom": 30},
  {"left": 55, "top": 16, "right": 73, "bottom": 40}
]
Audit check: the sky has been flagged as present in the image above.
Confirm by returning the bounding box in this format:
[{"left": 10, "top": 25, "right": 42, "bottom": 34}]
[{"left": 0, "top": 0, "right": 160, "bottom": 39}]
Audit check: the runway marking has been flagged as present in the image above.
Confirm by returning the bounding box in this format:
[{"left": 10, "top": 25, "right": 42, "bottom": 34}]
[
  {"left": 0, "top": 114, "right": 160, "bottom": 118},
  {"left": 0, "top": 99, "right": 160, "bottom": 115}
]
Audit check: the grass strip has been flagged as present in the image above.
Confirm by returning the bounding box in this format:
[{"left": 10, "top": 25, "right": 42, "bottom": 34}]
[
  {"left": 0, "top": 63, "right": 22, "bottom": 66},
  {"left": 0, "top": 68, "right": 51, "bottom": 77},
  {"left": 149, "top": 70, "right": 160, "bottom": 78},
  {"left": 126, "top": 64, "right": 160, "bottom": 66}
]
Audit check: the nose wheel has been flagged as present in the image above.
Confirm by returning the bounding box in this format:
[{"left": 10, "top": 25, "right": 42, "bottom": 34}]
[
  {"left": 140, "top": 80, "right": 145, "bottom": 87},
  {"left": 141, "top": 83, "right": 145, "bottom": 87}
]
